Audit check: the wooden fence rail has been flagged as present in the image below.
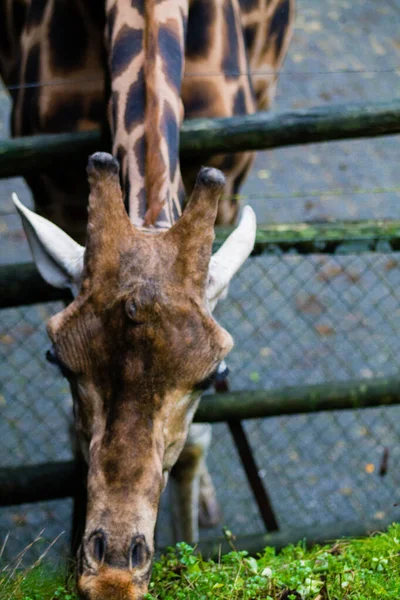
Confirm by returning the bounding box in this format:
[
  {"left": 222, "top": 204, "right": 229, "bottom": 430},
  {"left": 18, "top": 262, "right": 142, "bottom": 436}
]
[
  {"left": 0, "top": 100, "right": 400, "bottom": 179},
  {"left": 1, "top": 376, "right": 399, "bottom": 507},
  {"left": 2, "top": 219, "right": 400, "bottom": 309}
]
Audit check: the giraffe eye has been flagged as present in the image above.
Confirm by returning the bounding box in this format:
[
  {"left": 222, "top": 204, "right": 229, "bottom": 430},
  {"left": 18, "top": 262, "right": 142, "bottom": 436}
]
[
  {"left": 125, "top": 299, "right": 137, "bottom": 321},
  {"left": 45, "top": 346, "right": 58, "bottom": 365},
  {"left": 45, "top": 346, "right": 73, "bottom": 378},
  {"left": 194, "top": 361, "right": 230, "bottom": 391},
  {"left": 125, "top": 300, "right": 145, "bottom": 326}
]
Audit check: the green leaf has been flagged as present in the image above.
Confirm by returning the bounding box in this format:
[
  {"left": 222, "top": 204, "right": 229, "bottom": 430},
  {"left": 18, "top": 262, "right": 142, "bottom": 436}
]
[{"left": 245, "top": 557, "right": 259, "bottom": 574}]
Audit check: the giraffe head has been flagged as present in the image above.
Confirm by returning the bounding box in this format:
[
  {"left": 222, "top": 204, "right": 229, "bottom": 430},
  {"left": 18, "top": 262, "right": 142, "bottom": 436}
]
[{"left": 13, "top": 153, "right": 256, "bottom": 599}]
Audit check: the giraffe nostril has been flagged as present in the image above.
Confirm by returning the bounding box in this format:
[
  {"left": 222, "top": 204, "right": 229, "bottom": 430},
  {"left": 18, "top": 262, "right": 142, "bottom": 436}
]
[
  {"left": 129, "top": 534, "right": 148, "bottom": 569},
  {"left": 88, "top": 530, "right": 106, "bottom": 565}
]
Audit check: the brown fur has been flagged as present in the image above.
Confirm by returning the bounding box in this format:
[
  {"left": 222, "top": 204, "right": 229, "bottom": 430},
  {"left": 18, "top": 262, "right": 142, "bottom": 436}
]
[
  {"left": 143, "top": 0, "right": 166, "bottom": 226},
  {"left": 78, "top": 567, "right": 146, "bottom": 600},
  {"left": 45, "top": 157, "right": 232, "bottom": 596}
]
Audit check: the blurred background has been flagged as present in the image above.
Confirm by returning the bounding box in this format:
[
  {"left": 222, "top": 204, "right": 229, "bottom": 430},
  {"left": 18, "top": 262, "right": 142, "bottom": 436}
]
[{"left": 1, "top": 0, "right": 400, "bottom": 563}]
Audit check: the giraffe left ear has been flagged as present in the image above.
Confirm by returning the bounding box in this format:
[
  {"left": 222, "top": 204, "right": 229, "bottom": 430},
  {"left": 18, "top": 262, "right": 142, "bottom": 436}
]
[
  {"left": 207, "top": 205, "right": 256, "bottom": 311},
  {"left": 13, "top": 193, "right": 85, "bottom": 296}
]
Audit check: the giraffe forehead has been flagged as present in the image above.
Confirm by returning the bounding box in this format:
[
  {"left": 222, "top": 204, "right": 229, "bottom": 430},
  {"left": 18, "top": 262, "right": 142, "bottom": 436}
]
[
  {"left": 115, "top": 233, "right": 201, "bottom": 293},
  {"left": 120, "top": 235, "right": 175, "bottom": 271}
]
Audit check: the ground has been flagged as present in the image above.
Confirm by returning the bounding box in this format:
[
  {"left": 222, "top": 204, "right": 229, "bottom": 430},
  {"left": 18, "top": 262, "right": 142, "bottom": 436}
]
[
  {"left": 3, "top": 525, "right": 400, "bottom": 599},
  {"left": 1, "top": 0, "right": 400, "bottom": 563}
]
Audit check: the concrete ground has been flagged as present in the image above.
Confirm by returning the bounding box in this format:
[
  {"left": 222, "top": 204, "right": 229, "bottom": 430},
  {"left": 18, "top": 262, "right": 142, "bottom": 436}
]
[{"left": 1, "top": 0, "right": 400, "bottom": 563}]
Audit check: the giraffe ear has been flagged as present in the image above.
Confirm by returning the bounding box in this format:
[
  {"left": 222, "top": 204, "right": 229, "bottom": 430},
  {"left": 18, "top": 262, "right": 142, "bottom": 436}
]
[
  {"left": 207, "top": 206, "right": 256, "bottom": 311},
  {"left": 13, "top": 193, "right": 85, "bottom": 296}
]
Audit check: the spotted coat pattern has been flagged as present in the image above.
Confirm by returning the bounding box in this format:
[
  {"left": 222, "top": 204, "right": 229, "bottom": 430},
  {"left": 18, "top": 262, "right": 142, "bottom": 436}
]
[{"left": 0, "top": 0, "right": 295, "bottom": 236}]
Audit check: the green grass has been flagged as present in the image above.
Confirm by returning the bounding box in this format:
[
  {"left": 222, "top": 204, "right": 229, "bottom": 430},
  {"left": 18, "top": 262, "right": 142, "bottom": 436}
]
[
  {"left": 0, "top": 567, "right": 74, "bottom": 600},
  {"left": 2, "top": 524, "right": 400, "bottom": 599}
]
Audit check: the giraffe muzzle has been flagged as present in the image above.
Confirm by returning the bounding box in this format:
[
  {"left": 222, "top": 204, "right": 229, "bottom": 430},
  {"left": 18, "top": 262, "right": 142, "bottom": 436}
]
[
  {"left": 77, "top": 531, "right": 152, "bottom": 600},
  {"left": 82, "top": 530, "right": 150, "bottom": 570}
]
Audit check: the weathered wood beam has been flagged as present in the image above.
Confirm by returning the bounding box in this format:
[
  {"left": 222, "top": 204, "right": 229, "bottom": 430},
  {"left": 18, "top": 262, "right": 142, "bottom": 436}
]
[
  {"left": 0, "top": 131, "right": 97, "bottom": 179},
  {"left": 0, "top": 100, "right": 400, "bottom": 178},
  {"left": 2, "top": 219, "right": 400, "bottom": 308},
  {"left": 0, "top": 461, "right": 79, "bottom": 506},
  {"left": 215, "top": 219, "right": 400, "bottom": 255},
  {"left": 194, "top": 377, "right": 400, "bottom": 422},
  {"left": 0, "top": 262, "right": 71, "bottom": 308},
  {"left": 181, "top": 99, "right": 400, "bottom": 158},
  {"left": 2, "top": 376, "right": 399, "bottom": 507},
  {"left": 0, "top": 457, "right": 391, "bottom": 553}
]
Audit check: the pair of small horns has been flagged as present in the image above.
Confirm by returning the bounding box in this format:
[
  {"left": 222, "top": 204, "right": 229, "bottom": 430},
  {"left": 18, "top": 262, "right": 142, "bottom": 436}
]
[
  {"left": 13, "top": 153, "right": 256, "bottom": 303},
  {"left": 86, "top": 151, "right": 224, "bottom": 232},
  {"left": 85, "top": 153, "right": 226, "bottom": 285}
]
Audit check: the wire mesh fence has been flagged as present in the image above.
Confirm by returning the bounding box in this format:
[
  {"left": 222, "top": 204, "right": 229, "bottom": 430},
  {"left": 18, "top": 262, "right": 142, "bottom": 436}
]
[
  {"left": 1, "top": 250, "right": 400, "bottom": 562},
  {"left": 1, "top": 0, "right": 399, "bottom": 570},
  {"left": 205, "top": 251, "right": 400, "bottom": 542}
]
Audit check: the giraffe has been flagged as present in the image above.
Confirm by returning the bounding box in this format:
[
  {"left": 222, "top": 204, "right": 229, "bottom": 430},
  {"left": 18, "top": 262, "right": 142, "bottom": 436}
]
[
  {"left": 1, "top": 0, "right": 295, "bottom": 597},
  {"left": 0, "top": 0, "right": 295, "bottom": 236},
  {"left": 13, "top": 160, "right": 256, "bottom": 599}
]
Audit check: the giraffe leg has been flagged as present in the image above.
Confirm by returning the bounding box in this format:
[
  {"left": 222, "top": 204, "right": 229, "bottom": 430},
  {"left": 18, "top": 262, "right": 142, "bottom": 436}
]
[
  {"left": 241, "top": 0, "right": 296, "bottom": 112},
  {"left": 198, "top": 459, "right": 221, "bottom": 528},
  {"left": 25, "top": 172, "right": 90, "bottom": 244},
  {"left": 170, "top": 423, "right": 217, "bottom": 543},
  {"left": 215, "top": 152, "right": 255, "bottom": 225}
]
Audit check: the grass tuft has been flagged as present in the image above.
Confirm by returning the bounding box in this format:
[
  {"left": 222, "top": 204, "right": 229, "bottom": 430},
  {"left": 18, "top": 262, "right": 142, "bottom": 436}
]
[{"left": 2, "top": 524, "right": 400, "bottom": 599}]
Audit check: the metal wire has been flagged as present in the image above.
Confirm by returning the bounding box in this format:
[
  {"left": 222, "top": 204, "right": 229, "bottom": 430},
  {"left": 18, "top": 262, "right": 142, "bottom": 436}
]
[
  {"left": 232, "top": 186, "right": 400, "bottom": 202},
  {"left": 2, "top": 67, "right": 400, "bottom": 92},
  {"left": 1, "top": 186, "right": 400, "bottom": 218}
]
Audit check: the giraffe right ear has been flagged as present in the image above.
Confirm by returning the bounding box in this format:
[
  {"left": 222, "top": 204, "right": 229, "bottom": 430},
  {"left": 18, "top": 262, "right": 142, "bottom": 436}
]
[{"left": 13, "top": 193, "right": 85, "bottom": 296}]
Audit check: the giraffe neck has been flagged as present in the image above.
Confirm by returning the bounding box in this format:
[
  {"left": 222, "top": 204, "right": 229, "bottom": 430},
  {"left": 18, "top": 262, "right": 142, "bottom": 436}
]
[{"left": 106, "top": 0, "right": 187, "bottom": 229}]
